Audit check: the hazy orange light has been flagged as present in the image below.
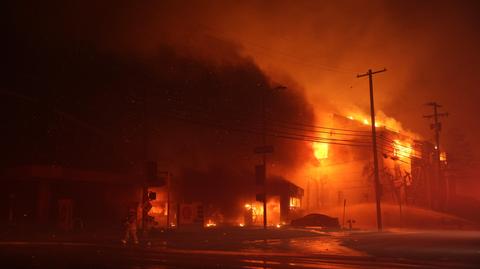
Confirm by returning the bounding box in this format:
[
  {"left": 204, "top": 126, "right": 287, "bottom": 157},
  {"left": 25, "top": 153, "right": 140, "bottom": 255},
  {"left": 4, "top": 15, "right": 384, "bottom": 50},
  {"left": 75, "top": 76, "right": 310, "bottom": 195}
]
[{"left": 313, "top": 142, "right": 329, "bottom": 160}]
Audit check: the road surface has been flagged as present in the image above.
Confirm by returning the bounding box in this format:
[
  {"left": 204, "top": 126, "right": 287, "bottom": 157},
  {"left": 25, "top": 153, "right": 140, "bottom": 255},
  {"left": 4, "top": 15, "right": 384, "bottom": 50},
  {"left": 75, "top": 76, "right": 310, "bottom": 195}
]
[{"left": 0, "top": 228, "right": 478, "bottom": 268}]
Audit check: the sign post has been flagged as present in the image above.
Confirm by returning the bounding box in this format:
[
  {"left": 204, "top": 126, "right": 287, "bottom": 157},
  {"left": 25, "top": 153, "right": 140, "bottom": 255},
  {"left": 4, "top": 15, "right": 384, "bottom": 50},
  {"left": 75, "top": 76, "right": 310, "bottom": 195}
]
[{"left": 254, "top": 145, "right": 274, "bottom": 229}]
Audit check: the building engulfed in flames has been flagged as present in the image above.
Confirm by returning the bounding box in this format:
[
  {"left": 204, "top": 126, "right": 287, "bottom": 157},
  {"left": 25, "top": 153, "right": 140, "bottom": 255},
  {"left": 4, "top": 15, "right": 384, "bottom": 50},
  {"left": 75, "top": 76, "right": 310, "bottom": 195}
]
[
  {"left": 144, "top": 113, "right": 450, "bottom": 229},
  {"left": 305, "top": 114, "right": 449, "bottom": 215},
  {"left": 145, "top": 176, "right": 304, "bottom": 229}
]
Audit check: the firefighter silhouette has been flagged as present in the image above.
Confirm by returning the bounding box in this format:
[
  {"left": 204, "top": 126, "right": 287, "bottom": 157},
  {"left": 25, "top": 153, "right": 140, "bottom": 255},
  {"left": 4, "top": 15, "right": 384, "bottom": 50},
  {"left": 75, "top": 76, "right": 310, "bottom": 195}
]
[{"left": 122, "top": 207, "right": 139, "bottom": 245}]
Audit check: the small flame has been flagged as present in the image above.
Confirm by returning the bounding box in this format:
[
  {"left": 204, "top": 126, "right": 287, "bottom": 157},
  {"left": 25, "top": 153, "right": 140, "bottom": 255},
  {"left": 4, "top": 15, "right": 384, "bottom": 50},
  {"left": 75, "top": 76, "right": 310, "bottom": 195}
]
[
  {"left": 289, "top": 197, "right": 301, "bottom": 208},
  {"left": 243, "top": 202, "right": 264, "bottom": 224},
  {"left": 150, "top": 206, "right": 162, "bottom": 214},
  {"left": 440, "top": 152, "right": 447, "bottom": 162},
  {"left": 205, "top": 220, "right": 216, "bottom": 228},
  {"left": 343, "top": 111, "right": 411, "bottom": 134}
]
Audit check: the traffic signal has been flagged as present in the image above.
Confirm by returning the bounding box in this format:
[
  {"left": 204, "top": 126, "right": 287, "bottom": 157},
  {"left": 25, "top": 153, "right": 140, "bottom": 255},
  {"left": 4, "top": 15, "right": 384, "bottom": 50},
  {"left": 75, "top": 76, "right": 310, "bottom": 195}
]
[{"left": 148, "top": 191, "right": 157, "bottom": 201}]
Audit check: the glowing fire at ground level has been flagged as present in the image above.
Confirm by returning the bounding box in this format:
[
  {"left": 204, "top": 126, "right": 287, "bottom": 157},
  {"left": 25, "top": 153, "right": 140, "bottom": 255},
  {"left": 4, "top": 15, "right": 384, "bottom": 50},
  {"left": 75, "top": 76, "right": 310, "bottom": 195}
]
[
  {"left": 146, "top": 196, "right": 301, "bottom": 229},
  {"left": 141, "top": 113, "right": 450, "bottom": 230}
]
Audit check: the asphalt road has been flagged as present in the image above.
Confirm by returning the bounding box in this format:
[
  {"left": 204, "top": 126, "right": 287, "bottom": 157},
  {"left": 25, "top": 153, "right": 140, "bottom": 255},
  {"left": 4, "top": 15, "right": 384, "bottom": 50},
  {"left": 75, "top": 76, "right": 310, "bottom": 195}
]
[{"left": 0, "top": 229, "right": 479, "bottom": 268}]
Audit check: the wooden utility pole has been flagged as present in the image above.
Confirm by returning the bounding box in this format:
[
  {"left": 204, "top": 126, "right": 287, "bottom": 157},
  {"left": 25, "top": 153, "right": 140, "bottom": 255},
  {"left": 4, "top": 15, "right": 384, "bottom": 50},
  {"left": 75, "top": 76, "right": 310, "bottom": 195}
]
[
  {"left": 424, "top": 102, "right": 448, "bottom": 208},
  {"left": 357, "top": 68, "right": 386, "bottom": 231}
]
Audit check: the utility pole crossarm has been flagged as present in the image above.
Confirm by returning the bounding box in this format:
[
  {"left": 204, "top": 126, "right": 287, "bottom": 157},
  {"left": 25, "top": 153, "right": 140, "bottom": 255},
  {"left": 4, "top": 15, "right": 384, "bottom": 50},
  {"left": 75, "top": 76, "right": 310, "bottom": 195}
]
[
  {"left": 423, "top": 113, "right": 449, "bottom": 118},
  {"left": 357, "top": 68, "right": 387, "bottom": 78}
]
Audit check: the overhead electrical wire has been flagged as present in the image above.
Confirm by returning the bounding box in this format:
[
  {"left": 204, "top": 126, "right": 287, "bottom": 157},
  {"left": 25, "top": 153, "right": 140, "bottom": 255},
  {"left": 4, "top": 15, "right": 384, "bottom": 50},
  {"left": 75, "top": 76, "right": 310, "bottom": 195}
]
[
  {"left": 157, "top": 99, "right": 429, "bottom": 159},
  {"left": 159, "top": 93, "right": 372, "bottom": 135},
  {"left": 196, "top": 23, "right": 357, "bottom": 75},
  {"left": 159, "top": 109, "right": 371, "bottom": 148},
  {"left": 152, "top": 104, "right": 425, "bottom": 168},
  {"left": 162, "top": 109, "right": 370, "bottom": 147},
  {"left": 267, "top": 117, "right": 372, "bottom": 134},
  {"left": 151, "top": 93, "right": 429, "bottom": 163},
  {"left": 161, "top": 104, "right": 372, "bottom": 144}
]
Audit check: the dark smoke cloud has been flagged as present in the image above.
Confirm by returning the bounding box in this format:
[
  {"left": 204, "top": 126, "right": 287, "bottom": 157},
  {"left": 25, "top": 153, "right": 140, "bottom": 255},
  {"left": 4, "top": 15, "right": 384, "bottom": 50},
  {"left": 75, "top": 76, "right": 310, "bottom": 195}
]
[
  {"left": 2, "top": 1, "right": 317, "bottom": 213},
  {"left": 43, "top": 0, "right": 478, "bottom": 156},
  {"left": 4, "top": 0, "right": 480, "bottom": 200}
]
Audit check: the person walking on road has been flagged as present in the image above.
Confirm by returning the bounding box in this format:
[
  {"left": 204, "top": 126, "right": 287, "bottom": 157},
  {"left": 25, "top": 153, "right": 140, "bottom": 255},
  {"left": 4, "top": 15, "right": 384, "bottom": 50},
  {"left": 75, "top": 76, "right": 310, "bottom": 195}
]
[{"left": 122, "top": 208, "right": 139, "bottom": 245}]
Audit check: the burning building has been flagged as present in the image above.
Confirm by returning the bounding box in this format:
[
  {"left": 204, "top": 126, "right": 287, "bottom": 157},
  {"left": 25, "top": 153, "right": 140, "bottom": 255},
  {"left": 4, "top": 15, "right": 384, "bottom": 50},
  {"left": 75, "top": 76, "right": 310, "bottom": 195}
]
[
  {"left": 242, "top": 176, "right": 304, "bottom": 227},
  {"left": 304, "top": 113, "right": 449, "bottom": 221}
]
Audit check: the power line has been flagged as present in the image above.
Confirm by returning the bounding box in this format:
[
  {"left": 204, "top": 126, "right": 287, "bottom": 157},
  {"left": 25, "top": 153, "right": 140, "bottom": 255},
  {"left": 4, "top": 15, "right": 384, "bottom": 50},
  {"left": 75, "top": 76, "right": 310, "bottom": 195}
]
[
  {"left": 158, "top": 98, "right": 428, "bottom": 163},
  {"left": 159, "top": 100, "right": 428, "bottom": 158},
  {"left": 161, "top": 105, "right": 373, "bottom": 144},
  {"left": 197, "top": 24, "right": 357, "bottom": 75},
  {"left": 148, "top": 92, "right": 428, "bottom": 165},
  {"left": 267, "top": 117, "right": 371, "bottom": 134},
  {"left": 160, "top": 94, "right": 372, "bottom": 135},
  {"left": 158, "top": 109, "right": 371, "bottom": 147},
  {"left": 265, "top": 122, "right": 374, "bottom": 137}
]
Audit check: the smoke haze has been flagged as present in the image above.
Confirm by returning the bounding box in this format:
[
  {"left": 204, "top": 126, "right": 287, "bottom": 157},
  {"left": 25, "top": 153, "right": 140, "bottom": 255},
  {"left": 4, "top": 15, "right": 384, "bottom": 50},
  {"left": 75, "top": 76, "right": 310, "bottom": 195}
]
[{"left": 4, "top": 0, "right": 480, "bottom": 209}]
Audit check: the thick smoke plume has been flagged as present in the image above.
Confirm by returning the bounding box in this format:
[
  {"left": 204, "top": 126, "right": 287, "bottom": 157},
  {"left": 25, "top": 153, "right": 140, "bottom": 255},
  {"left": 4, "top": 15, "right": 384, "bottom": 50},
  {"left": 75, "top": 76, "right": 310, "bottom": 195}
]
[
  {"left": 3, "top": 1, "right": 318, "bottom": 217},
  {"left": 4, "top": 0, "right": 480, "bottom": 214}
]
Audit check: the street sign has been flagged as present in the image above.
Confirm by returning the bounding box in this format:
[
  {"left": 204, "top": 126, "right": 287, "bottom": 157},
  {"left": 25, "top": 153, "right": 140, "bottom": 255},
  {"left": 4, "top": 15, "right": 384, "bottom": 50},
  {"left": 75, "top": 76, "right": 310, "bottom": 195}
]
[
  {"left": 180, "top": 204, "right": 194, "bottom": 224},
  {"left": 254, "top": 145, "right": 274, "bottom": 154},
  {"left": 179, "top": 203, "right": 204, "bottom": 226}
]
